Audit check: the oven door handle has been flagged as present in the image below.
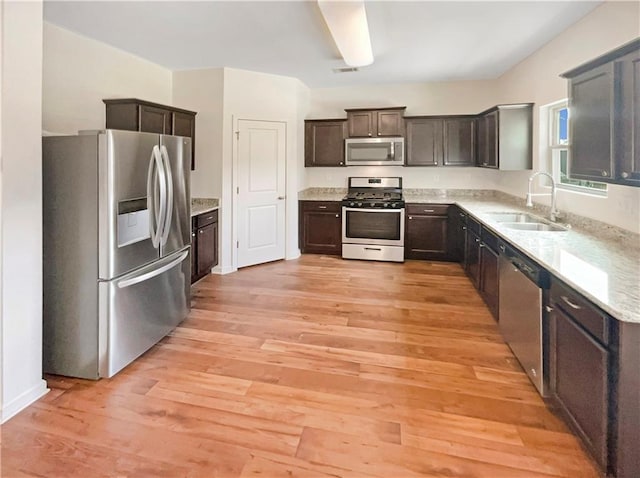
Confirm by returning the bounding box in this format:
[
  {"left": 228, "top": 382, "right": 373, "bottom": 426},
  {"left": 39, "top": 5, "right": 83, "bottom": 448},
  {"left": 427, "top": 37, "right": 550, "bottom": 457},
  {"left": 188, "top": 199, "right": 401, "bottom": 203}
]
[{"left": 342, "top": 207, "right": 405, "bottom": 213}]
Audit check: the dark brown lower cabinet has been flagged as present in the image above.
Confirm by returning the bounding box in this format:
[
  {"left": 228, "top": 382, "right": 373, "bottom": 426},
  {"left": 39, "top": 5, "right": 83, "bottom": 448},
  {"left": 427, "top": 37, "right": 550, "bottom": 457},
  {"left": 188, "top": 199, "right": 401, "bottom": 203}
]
[
  {"left": 460, "top": 216, "right": 499, "bottom": 320},
  {"left": 479, "top": 244, "right": 499, "bottom": 319},
  {"left": 447, "top": 206, "right": 467, "bottom": 263},
  {"left": 191, "top": 210, "right": 218, "bottom": 284},
  {"left": 550, "top": 308, "right": 609, "bottom": 471},
  {"left": 299, "top": 201, "right": 342, "bottom": 255},
  {"left": 465, "top": 229, "right": 481, "bottom": 288},
  {"left": 405, "top": 204, "right": 451, "bottom": 260}
]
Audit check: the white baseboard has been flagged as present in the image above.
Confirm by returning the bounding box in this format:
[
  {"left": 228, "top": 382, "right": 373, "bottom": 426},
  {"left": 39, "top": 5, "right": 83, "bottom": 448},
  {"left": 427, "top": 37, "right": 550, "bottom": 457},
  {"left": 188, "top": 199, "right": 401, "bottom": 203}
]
[
  {"left": 1, "top": 379, "right": 49, "bottom": 424},
  {"left": 213, "top": 265, "right": 236, "bottom": 275},
  {"left": 286, "top": 250, "right": 301, "bottom": 261}
]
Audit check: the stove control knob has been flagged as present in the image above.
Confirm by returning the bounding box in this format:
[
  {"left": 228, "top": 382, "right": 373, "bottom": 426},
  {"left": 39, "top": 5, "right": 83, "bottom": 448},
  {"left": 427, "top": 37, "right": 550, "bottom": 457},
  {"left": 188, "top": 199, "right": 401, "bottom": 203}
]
[
  {"left": 349, "top": 202, "right": 355, "bottom": 207},
  {"left": 357, "top": 202, "right": 363, "bottom": 207},
  {"left": 370, "top": 202, "right": 376, "bottom": 208},
  {"left": 383, "top": 203, "right": 389, "bottom": 208}
]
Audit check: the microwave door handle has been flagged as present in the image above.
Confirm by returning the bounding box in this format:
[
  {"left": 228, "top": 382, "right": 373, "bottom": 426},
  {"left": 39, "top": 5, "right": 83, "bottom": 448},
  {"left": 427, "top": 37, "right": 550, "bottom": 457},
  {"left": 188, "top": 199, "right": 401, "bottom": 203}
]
[{"left": 389, "top": 141, "right": 394, "bottom": 159}]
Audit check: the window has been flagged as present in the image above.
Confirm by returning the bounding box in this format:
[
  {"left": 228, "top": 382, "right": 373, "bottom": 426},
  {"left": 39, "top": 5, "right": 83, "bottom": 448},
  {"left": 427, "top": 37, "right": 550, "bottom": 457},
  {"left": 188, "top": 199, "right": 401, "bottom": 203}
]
[{"left": 549, "top": 102, "right": 607, "bottom": 194}]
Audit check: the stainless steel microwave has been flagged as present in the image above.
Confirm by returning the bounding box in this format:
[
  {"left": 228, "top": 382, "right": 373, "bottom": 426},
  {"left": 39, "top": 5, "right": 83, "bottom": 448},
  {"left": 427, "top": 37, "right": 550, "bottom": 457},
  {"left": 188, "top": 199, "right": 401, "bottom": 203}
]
[{"left": 344, "top": 137, "right": 405, "bottom": 166}]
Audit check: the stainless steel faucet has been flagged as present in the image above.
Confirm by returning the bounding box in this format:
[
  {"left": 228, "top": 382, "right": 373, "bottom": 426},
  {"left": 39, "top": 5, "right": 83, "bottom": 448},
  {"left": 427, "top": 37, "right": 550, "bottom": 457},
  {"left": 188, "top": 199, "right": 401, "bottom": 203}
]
[{"left": 526, "top": 171, "right": 560, "bottom": 222}]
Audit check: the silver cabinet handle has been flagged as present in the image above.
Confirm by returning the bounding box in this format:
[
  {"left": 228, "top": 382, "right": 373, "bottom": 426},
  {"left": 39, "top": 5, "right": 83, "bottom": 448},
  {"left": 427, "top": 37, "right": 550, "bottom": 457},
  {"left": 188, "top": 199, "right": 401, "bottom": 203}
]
[
  {"left": 408, "top": 216, "right": 413, "bottom": 220},
  {"left": 191, "top": 233, "right": 196, "bottom": 238},
  {"left": 479, "top": 243, "right": 485, "bottom": 248},
  {"left": 462, "top": 226, "right": 467, "bottom": 230},
  {"left": 459, "top": 213, "right": 465, "bottom": 218},
  {"left": 621, "top": 172, "right": 630, "bottom": 178},
  {"left": 545, "top": 305, "right": 554, "bottom": 313},
  {"left": 339, "top": 161, "right": 344, "bottom": 165},
  {"left": 199, "top": 230, "right": 204, "bottom": 234},
  {"left": 602, "top": 171, "right": 608, "bottom": 177},
  {"left": 318, "top": 205, "right": 327, "bottom": 209},
  {"left": 335, "top": 214, "right": 339, "bottom": 218},
  {"left": 475, "top": 237, "right": 480, "bottom": 243},
  {"left": 499, "top": 244, "right": 505, "bottom": 252},
  {"left": 561, "top": 295, "right": 582, "bottom": 310},
  {"left": 423, "top": 209, "right": 435, "bottom": 213},
  {"left": 364, "top": 247, "right": 381, "bottom": 251}
]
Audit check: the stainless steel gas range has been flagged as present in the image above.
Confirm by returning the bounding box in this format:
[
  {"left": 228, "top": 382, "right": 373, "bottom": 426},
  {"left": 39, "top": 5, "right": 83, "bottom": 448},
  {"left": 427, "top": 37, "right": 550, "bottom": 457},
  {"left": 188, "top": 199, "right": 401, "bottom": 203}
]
[{"left": 341, "top": 177, "right": 405, "bottom": 262}]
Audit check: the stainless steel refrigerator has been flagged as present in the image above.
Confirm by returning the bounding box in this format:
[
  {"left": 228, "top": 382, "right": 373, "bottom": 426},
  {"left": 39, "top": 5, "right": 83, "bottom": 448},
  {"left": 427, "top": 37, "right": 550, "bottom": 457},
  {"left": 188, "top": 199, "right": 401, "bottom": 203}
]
[{"left": 43, "top": 129, "right": 191, "bottom": 379}]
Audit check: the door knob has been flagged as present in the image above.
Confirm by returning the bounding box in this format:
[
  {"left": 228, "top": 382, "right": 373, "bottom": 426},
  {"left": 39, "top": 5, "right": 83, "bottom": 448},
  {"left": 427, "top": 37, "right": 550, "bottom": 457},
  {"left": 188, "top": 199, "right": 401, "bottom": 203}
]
[{"left": 277, "top": 196, "right": 285, "bottom": 200}]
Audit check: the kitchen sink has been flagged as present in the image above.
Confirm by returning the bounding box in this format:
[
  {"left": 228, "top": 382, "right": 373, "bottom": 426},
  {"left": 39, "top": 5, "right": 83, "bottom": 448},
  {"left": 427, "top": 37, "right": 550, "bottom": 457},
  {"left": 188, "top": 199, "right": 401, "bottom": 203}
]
[
  {"left": 501, "top": 222, "right": 568, "bottom": 232},
  {"left": 484, "top": 212, "right": 542, "bottom": 223}
]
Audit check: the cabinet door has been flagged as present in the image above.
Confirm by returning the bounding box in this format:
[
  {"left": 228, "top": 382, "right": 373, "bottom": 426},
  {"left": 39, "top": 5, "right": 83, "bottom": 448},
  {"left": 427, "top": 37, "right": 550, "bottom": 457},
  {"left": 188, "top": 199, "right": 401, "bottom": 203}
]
[
  {"left": 139, "top": 104, "right": 172, "bottom": 134},
  {"left": 447, "top": 207, "right": 466, "bottom": 263},
  {"left": 465, "top": 230, "right": 481, "bottom": 288},
  {"left": 550, "top": 308, "right": 609, "bottom": 469},
  {"left": 569, "top": 62, "right": 616, "bottom": 181},
  {"left": 443, "top": 118, "right": 475, "bottom": 166},
  {"left": 173, "top": 111, "right": 196, "bottom": 170},
  {"left": 405, "top": 214, "right": 449, "bottom": 260},
  {"left": 305, "top": 121, "right": 346, "bottom": 167},
  {"left": 347, "top": 111, "right": 374, "bottom": 137},
  {"left": 618, "top": 50, "right": 640, "bottom": 185},
  {"left": 196, "top": 222, "right": 217, "bottom": 276},
  {"left": 483, "top": 111, "right": 499, "bottom": 168},
  {"left": 479, "top": 245, "right": 499, "bottom": 319},
  {"left": 377, "top": 110, "right": 404, "bottom": 136},
  {"left": 405, "top": 119, "right": 443, "bottom": 166},
  {"left": 301, "top": 211, "right": 342, "bottom": 255},
  {"left": 190, "top": 226, "right": 197, "bottom": 284}
]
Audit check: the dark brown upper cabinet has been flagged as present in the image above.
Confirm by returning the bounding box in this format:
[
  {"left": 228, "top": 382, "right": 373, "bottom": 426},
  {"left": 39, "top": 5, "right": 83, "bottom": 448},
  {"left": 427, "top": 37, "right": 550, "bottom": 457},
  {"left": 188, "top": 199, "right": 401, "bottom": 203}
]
[
  {"left": 345, "top": 107, "right": 406, "bottom": 137},
  {"left": 443, "top": 117, "right": 476, "bottom": 166},
  {"left": 304, "top": 119, "right": 347, "bottom": 167},
  {"left": 405, "top": 116, "right": 475, "bottom": 167},
  {"left": 405, "top": 118, "right": 443, "bottom": 166},
  {"left": 561, "top": 38, "right": 640, "bottom": 186},
  {"left": 476, "top": 104, "right": 532, "bottom": 170},
  {"left": 104, "top": 98, "right": 197, "bottom": 170}
]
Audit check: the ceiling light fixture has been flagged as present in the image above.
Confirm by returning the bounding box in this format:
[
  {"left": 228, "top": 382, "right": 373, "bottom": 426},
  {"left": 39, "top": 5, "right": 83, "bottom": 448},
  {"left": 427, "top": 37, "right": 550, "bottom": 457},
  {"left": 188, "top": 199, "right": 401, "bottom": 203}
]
[{"left": 317, "top": 0, "right": 374, "bottom": 68}]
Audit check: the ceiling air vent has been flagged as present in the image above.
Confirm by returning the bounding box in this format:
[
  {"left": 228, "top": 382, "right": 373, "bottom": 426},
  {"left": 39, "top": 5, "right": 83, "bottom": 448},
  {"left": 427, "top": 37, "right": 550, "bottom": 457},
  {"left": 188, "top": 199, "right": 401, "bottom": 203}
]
[{"left": 333, "top": 67, "right": 359, "bottom": 73}]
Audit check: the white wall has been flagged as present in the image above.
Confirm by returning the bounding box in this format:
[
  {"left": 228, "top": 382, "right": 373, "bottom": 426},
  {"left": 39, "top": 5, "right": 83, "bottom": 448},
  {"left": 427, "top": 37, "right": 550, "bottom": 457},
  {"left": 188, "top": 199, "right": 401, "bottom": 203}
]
[
  {"left": 305, "top": 80, "right": 501, "bottom": 190},
  {"left": 494, "top": 0, "right": 640, "bottom": 234},
  {"left": 43, "top": 22, "right": 172, "bottom": 134},
  {"left": 173, "top": 68, "right": 224, "bottom": 199},
  {"left": 221, "top": 68, "right": 309, "bottom": 273},
  {"left": 1, "top": 0, "right": 48, "bottom": 423}
]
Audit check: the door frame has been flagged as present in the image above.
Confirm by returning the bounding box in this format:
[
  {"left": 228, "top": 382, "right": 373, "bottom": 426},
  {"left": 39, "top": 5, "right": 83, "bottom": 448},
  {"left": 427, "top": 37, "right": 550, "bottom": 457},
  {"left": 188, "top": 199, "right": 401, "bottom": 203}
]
[{"left": 231, "top": 116, "right": 288, "bottom": 271}]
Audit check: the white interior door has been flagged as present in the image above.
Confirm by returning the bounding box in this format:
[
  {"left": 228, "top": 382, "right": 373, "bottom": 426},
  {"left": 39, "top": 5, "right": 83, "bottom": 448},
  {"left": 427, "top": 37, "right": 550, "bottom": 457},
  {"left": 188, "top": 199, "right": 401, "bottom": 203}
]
[{"left": 236, "top": 119, "right": 286, "bottom": 268}]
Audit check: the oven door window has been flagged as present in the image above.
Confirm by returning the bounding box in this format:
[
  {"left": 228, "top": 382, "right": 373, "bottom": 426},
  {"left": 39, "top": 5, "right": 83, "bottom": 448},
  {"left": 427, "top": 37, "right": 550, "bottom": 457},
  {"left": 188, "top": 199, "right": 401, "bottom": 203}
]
[{"left": 345, "top": 210, "right": 401, "bottom": 240}]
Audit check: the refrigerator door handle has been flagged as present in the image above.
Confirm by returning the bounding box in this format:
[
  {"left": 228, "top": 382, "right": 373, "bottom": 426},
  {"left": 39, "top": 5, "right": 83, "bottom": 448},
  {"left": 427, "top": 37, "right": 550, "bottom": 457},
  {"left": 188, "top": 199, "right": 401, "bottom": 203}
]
[
  {"left": 159, "top": 145, "right": 174, "bottom": 246},
  {"left": 116, "top": 249, "right": 189, "bottom": 289},
  {"left": 147, "top": 145, "right": 166, "bottom": 248}
]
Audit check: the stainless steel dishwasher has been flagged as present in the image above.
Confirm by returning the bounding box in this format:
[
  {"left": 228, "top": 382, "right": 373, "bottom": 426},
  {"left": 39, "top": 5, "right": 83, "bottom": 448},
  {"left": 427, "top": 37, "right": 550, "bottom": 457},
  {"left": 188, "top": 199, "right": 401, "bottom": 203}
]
[{"left": 498, "top": 242, "right": 549, "bottom": 396}]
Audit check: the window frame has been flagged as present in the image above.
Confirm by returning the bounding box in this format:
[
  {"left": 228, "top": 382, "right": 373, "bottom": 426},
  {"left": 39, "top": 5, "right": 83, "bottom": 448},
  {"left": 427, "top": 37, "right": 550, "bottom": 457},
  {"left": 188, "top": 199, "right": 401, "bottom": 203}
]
[{"left": 547, "top": 100, "right": 607, "bottom": 197}]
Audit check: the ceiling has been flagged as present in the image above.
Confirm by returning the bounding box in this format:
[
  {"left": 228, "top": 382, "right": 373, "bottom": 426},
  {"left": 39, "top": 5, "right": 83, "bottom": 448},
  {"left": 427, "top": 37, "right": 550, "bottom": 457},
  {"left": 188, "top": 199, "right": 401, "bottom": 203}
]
[{"left": 44, "top": 1, "right": 603, "bottom": 88}]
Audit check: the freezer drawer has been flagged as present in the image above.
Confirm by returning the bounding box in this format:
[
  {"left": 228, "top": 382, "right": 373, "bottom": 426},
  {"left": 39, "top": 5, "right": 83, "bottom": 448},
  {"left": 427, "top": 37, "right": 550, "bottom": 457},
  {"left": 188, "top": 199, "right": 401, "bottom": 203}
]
[{"left": 98, "top": 247, "right": 190, "bottom": 378}]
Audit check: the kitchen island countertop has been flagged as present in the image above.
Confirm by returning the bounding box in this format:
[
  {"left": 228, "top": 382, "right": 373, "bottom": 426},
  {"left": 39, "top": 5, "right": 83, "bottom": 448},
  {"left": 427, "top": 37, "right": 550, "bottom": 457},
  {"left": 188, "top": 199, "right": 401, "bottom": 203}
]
[{"left": 298, "top": 188, "right": 640, "bottom": 324}]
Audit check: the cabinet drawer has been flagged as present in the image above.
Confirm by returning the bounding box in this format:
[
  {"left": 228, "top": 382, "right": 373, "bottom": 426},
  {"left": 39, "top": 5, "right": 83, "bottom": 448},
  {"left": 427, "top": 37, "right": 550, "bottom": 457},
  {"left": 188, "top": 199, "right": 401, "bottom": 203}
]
[
  {"left": 405, "top": 204, "right": 450, "bottom": 216},
  {"left": 480, "top": 227, "right": 499, "bottom": 252},
  {"left": 195, "top": 209, "right": 218, "bottom": 228},
  {"left": 467, "top": 216, "right": 481, "bottom": 235},
  {"left": 550, "top": 279, "right": 609, "bottom": 345},
  {"left": 301, "top": 201, "right": 341, "bottom": 213}
]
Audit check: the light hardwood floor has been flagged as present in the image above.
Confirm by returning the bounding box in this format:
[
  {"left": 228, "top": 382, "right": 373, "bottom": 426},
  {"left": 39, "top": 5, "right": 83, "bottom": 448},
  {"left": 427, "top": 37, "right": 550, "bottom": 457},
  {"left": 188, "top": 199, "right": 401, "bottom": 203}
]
[{"left": 1, "top": 255, "right": 600, "bottom": 477}]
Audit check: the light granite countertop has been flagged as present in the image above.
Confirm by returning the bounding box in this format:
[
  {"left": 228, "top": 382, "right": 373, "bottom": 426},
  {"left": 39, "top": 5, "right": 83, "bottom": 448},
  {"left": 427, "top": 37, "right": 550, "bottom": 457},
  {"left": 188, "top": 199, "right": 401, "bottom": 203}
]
[
  {"left": 191, "top": 198, "right": 219, "bottom": 217},
  {"left": 299, "top": 188, "right": 640, "bottom": 324}
]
